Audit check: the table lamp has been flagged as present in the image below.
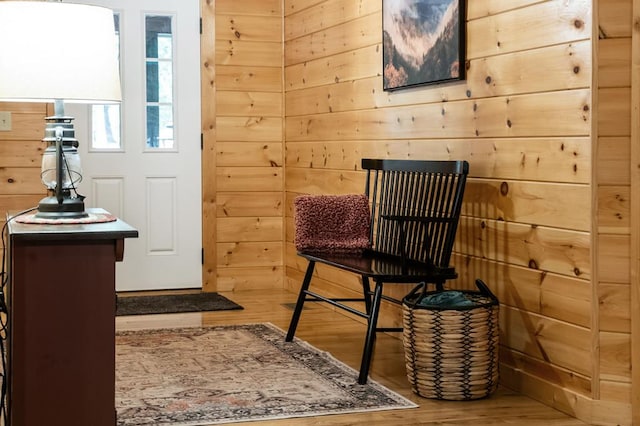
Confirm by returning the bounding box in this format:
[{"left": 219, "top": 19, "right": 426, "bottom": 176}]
[{"left": 0, "top": 1, "right": 121, "bottom": 219}]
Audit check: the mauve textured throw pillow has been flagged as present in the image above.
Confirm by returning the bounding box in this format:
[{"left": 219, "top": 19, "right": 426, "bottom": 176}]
[{"left": 294, "top": 194, "right": 371, "bottom": 253}]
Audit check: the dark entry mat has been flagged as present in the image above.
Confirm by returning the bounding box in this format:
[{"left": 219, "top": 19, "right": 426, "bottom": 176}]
[{"left": 116, "top": 292, "right": 243, "bottom": 316}]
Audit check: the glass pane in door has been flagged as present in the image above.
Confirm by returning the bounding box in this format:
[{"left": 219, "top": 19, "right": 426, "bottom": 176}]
[
  {"left": 91, "top": 12, "right": 121, "bottom": 150},
  {"left": 145, "top": 15, "right": 174, "bottom": 150}
]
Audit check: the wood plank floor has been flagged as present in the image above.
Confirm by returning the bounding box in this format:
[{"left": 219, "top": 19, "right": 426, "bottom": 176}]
[{"left": 116, "top": 288, "right": 587, "bottom": 425}]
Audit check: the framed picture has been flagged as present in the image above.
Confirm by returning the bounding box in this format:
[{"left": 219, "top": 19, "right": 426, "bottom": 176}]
[{"left": 383, "top": 0, "right": 466, "bottom": 91}]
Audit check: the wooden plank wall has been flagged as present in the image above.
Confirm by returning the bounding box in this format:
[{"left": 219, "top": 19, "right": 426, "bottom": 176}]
[
  {"left": 201, "top": 0, "right": 216, "bottom": 289},
  {"left": 283, "top": 0, "right": 631, "bottom": 423},
  {"left": 211, "top": 0, "right": 285, "bottom": 292},
  {"left": 597, "top": 0, "right": 634, "bottom": 421},
  {"left": 631, "top": 0, "right": 640, "bottom": 421},
  {"left": 0, "top": 103, "right": 46, "bottom": 222},
  {"left": 0, "top": 102, "right": 46, "bottom": 291}
]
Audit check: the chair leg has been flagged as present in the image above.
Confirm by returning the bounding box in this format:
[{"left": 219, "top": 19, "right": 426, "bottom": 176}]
[
  {"left": 285, "top": 260, "right": 316, "bottom": 342},
  {"left": 358, "top": 280, "right": 383, "bottom": 384},
  {"left": 361, "top": 276, "right": 372, "bottom": 315}
]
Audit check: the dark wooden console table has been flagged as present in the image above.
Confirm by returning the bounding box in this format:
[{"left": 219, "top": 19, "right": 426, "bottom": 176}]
[{"left": 6, "top": 208, "right": 138, "bottom": 426}]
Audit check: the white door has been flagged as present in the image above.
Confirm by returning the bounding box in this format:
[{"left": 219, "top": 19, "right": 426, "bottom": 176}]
[{"left": 69, "top": 0, "right": 202, "bottom": 291}]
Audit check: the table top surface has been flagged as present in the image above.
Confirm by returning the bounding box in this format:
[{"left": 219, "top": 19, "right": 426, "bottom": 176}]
[{"left": 7, "top": 208, "right": 138, "bottom": 241}]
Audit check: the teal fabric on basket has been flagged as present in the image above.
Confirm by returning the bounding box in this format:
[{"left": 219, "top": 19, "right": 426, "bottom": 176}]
[{"left": 417, "top": 291, "right": 476, "bottom": 308}]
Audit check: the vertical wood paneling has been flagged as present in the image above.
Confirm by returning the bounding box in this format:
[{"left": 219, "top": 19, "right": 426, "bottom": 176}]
[
  {"left": 600, "top": 331, "right": 632, "bottom": 384},
  {"left": 597, "top": 0, "right": 636, "bottom": 418},
  {"left": 201, "top": 0, "right": 217, "bottom": 290},
  {"left": 598, "top": 0, "right": 632, "bottom": 37},
  {"left": 599, "top": 38, "right": 631, "bottom": 87},
  {"left": 599, "top": 284, "right": 631, "bottom": 332},
  {"left": 630, "top": 0, "right": 640, "bottom": 421},
  {"left": 597, "top": 137, "right": 630, "bottom": 185},
  {"left": 215, "top": 0, "right": 283, "bottom": 291}
]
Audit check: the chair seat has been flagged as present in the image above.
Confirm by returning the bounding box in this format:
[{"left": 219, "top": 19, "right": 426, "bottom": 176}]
[{"left": 299, "top": 250, "right": 457, "bottom": 282}]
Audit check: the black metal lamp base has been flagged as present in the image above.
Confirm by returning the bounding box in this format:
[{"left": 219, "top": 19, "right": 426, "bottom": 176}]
[{"left": 35, "top": 196, "right": 89, "bottom": 219}]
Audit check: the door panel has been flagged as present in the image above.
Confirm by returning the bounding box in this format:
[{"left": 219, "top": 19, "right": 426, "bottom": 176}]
[{"left": 70, "top": 0, "right": 201, "bottom": 291}]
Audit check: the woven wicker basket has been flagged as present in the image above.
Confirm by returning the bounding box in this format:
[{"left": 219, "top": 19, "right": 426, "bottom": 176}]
[{"left": 402, "top": 279, "right": 499, "bottom": 400}]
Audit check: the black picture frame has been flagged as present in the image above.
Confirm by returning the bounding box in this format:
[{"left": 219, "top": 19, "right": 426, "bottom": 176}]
[{"left": 382, "top": 0, "right": 466, "bottom": 91}]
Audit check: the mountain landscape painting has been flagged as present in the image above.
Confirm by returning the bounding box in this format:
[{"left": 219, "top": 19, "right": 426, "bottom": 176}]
[{"left": 383, "top": 0, "right": 465, "bottom": 90}]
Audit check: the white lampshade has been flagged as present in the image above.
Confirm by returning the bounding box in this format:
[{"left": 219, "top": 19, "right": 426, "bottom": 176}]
[{"left": 0, "top": 1, "right": 121, "bottom": 103}]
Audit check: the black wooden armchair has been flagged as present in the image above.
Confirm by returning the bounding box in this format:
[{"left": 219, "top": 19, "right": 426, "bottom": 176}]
[{"left": 286, "top": 158, "right": 469, "bottom": 384}]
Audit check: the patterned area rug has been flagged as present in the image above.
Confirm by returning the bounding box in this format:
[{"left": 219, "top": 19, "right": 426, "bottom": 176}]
[
  {"left": 116, "top": 292, "right": 243, "bottom": 316},
  {"left": 116, "top": 323, "right": 416, "bottom": 425}
]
